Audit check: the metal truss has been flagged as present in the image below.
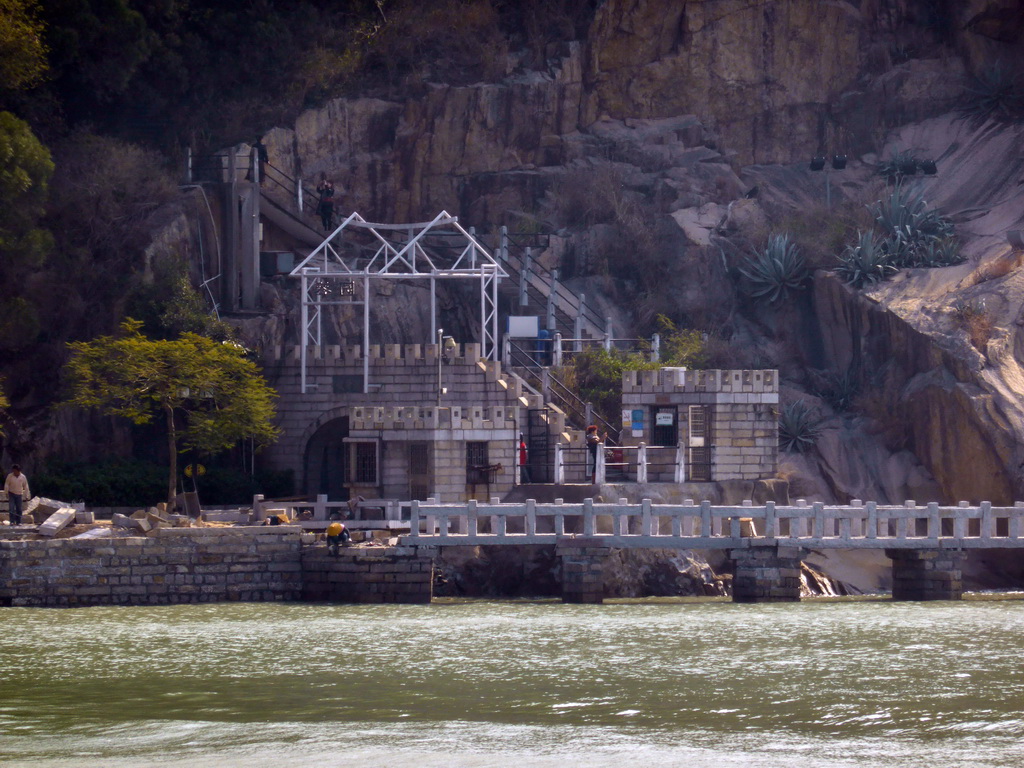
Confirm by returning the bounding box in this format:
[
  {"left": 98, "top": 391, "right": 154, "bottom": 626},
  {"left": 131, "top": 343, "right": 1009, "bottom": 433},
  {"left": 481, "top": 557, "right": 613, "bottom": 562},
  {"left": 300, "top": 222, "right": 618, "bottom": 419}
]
[{"left": 290, "top": 211, "right": 508, "bottom": 393}]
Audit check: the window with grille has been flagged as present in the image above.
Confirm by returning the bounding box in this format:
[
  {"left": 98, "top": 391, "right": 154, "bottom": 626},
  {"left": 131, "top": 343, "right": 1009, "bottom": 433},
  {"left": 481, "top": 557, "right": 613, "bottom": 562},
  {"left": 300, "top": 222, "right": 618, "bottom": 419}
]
[
  {"left": 466, "top": 442, "right": 490, "bottom": 484},
  {"left": 349, "top": 442, "right": 378, "bottom": 484},
  {"left": 652, "top": 407, "right": 678, "bottom": 446}
]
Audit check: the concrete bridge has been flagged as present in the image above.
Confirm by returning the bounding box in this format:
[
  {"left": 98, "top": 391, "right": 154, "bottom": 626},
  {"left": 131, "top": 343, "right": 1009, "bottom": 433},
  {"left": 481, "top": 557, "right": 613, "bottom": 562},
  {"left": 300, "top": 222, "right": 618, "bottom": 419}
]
[{"left": 401, "top": 498, "right": 1024, "bottom": 603}]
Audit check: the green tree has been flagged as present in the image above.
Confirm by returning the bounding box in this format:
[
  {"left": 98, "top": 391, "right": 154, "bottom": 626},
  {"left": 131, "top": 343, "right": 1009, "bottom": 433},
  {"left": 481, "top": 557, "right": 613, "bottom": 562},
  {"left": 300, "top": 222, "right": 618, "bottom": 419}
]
[
  {"left": 64, "top": 320, "right": 280, "bottom": 506},
  {"left": 0, "top": 0, "right": 48, "bottom": 93},
  {"left": 0, "top": 111, "right": 53, "bottom": 349}
]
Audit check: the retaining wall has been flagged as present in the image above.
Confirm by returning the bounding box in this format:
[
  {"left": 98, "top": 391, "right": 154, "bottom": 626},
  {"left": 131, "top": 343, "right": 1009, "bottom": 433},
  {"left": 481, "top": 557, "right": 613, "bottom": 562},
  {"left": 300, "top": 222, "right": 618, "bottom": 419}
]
[
  {"left": 302, "top": 545, "right": 435, "bottom": 603},
  {"left": 0, "top": 529, "right": 434, "bottom": 608}
]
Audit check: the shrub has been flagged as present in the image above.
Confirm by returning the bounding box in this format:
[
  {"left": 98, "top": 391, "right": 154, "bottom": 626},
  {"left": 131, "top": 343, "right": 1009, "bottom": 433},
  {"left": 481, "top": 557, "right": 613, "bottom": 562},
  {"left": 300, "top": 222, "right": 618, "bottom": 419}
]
[
  {"left": 960, "top": 64, "right": 1024, "bottom": 125},
  {"left": 778, "top": 401, "right": 823, "bottom": 454},
  {"left": 835, "top": 231, "right": 898, "bottom": 288},
  {"left": 953, "top": 298, "right": 995, "bottom": 352},
  {"left": 737, "top": 234, "right": 809, "bottom": 303},
  {"left": 815, "top": 368, "right": 859, "bottom": 413}
]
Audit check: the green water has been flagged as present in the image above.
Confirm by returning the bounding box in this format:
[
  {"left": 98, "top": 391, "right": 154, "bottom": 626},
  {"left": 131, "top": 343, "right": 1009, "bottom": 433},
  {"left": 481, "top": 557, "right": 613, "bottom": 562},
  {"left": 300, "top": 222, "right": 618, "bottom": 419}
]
[{"left": 1, "top": 596, "right": 1023, "bottom": 767}]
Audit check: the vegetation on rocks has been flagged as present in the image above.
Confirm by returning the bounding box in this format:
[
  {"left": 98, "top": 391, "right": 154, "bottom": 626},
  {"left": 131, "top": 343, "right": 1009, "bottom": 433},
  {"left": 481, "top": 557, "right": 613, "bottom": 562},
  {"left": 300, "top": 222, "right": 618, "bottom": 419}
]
[
  {"left": 778, "top": 400, "right": 823, "bottom": 454},
  {"left": 737, "top": 234, "right": 809, "bottom": 303},
  {"left": 960, "top": 64, "right": 1024, "bottom": 125}
]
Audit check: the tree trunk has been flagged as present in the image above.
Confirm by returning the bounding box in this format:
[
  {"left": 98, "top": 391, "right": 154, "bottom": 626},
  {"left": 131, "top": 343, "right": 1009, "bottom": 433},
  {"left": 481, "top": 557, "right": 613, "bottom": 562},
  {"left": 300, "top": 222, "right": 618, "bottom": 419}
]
[{"left": 165, "top": 405, "right": 177, "bottom": 509}]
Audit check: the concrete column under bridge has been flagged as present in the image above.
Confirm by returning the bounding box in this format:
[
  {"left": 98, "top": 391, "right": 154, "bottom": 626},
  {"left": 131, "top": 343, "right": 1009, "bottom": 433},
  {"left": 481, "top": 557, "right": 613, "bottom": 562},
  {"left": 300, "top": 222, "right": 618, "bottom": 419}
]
[
  {"left": 557, "top": 537, "right": 610, "bottom": 603},
  {"left": 887, "top": 549, "right": 966, "bottom": 601},
  {"left": 730, "top": 545, "right": 804, "bottom": 603}
]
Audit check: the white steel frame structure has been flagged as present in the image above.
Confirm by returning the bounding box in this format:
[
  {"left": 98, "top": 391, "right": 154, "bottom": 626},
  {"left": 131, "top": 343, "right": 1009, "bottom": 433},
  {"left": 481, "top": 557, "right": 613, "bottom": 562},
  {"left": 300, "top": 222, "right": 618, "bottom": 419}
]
[{"left": 289, "top": 210, "right": 507, "bottom": 393}]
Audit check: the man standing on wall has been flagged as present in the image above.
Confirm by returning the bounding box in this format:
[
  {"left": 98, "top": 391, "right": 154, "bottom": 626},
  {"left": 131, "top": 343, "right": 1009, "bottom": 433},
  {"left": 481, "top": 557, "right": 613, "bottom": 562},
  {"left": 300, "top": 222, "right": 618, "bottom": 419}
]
[{"left": 4, "top": 464, "right": 29, "bottom": 525}]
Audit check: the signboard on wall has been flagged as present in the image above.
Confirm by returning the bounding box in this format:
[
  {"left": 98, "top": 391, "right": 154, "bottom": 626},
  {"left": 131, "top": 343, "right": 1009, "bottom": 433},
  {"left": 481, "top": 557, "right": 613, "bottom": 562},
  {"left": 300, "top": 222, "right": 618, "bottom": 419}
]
[
  {"left": 506, "top": 316, "right": 540, "bottom": 338},
  {"left": 631, "top": 409, "right": 644, "bottom": 437},
  {"left": 655, "top": 411, "right": 675, "bottom": 426}
]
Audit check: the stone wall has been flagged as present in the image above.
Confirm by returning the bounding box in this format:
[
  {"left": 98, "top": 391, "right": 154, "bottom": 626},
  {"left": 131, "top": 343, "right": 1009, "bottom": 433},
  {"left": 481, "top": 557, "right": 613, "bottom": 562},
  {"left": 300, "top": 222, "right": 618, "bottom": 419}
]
[
  {"left": 0, "top": 530, "right": 436, "bottom": 608},
  {"left": 265, "top": 343, "right": 558, "bottom": 500},
  {"left": 302, "top": 545, "right": 434, "bottom": 603},
  {"left": 0, "top": 528, "right": 303, "bottom": 607},
  {"left": 621, "top": 368, "right": 778, "bottom": 482}
]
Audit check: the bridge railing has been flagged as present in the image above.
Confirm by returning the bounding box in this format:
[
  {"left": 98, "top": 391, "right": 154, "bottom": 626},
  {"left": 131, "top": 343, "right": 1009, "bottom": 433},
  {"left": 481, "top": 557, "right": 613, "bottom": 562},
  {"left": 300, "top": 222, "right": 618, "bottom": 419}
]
[{"left": 404, "top": 498, "right": 1024, "bottom": 549}]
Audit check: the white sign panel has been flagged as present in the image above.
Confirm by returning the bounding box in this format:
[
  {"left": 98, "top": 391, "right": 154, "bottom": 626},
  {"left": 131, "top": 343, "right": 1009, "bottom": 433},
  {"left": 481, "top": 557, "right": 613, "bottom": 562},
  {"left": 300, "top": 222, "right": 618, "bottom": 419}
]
[{"left": 507, "top": 316, "right": 540, "bottom": 338}]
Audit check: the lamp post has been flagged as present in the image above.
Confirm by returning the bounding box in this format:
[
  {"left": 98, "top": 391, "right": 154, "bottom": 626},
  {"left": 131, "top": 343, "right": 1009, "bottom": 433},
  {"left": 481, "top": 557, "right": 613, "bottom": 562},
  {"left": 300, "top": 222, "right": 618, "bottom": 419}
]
[
  {"left": 810, "top": 154, "right": 847, "bottom": 209},
  {"left": 437, "top": 328, "right": 444, "bottom": 406}
]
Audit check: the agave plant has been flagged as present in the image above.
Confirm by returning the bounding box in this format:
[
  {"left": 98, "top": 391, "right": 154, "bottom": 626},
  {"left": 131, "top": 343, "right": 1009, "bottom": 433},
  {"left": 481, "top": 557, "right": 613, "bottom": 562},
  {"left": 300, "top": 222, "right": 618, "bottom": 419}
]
[
  {"left": 835, "top": 231, "right": 898, "bottom": 288},
  {"left": 778, "top": 400, "right": 823, "bottom": 454},
  {"left": 960, "top": 64, "right": 1024, "bottom": 125},
  {"left": 914, "top": 237, "right": 964, "bottom": 268},
  {"left": 871, "top": 185, "right": 956, "bottom": 266},
  {"left": 737, "top": 234, "right": 809, "bottom": 303}
]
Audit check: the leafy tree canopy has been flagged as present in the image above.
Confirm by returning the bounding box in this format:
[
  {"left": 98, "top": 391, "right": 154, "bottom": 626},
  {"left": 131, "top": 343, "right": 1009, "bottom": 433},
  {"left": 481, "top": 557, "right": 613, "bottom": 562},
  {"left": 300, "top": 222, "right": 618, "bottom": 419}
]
[
  {"left": 0, "top": 0, "right": 48, "bottom": 93},
  {"left": 64, "top": 320, "right": 279, "bottom": 505}
]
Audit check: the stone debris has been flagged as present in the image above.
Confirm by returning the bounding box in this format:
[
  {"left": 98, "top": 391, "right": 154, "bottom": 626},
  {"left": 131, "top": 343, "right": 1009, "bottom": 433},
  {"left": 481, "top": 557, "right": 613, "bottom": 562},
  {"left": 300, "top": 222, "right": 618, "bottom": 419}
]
[
  {"left": 75, "top": 509, "right": 95, "bottom": 524},
  {"left": 112, "top": 513, "right": 150, "bottom": 532},
  {"left": 70, "top": 526, "right": 114, "bottom": 540},
  {"left": 38, "top": 509, "right": 76, "bottom": 538}
]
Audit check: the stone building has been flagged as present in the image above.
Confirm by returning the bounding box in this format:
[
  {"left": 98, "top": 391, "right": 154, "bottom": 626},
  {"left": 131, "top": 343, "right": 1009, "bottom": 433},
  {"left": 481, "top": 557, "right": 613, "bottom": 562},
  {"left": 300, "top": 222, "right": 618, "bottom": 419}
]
[
  {"left": 263, "top": 342, "right": 564, "bottom": 502},
  {"left": 619, "top": 368, "right": 778, "bottom": 483}
]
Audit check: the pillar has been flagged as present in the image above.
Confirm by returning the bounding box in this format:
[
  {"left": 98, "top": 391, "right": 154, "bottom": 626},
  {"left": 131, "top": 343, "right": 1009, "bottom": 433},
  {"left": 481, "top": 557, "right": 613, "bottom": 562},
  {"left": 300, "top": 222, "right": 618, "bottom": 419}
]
[
  {"left": 886, "top": 549, "right": 965, "bottom": 601},
  {"left": 730, "top": 545, "right": 804, "bottom": 603},
  {"left": 557, "top": 537, "right": 609, "bottom": 604}
]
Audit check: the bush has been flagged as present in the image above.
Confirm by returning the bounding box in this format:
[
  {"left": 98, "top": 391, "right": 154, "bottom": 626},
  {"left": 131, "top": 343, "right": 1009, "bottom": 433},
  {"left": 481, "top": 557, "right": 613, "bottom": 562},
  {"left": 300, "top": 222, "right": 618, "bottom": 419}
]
[
  {"left": 960, "top": 64, "right": 1024, "bottom": 125},
  {"left": 778, "top": 401, "right": 823, "bottom": 454},
  {"left": 33, "top": 459, "right": 293, "bottom": 507},
  {"left": 835, "top": 231, "right": 898, "bottom": 288},
  {"left": 872, "top": 185, "right": 957, "bottom": 267},
  {"left": 737, "top": 234, "right": 809, "bottom": 303}
]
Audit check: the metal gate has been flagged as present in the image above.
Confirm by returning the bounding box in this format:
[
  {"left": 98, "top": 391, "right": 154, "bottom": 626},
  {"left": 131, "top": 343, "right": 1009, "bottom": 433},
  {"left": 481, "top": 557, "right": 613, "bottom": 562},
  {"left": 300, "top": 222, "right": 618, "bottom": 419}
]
[
  {"left": 526, "top": 408, "right": 553, "bottom": 483},
  {"left": 686, "top": 405, "right": 713, "bottom": 482}
]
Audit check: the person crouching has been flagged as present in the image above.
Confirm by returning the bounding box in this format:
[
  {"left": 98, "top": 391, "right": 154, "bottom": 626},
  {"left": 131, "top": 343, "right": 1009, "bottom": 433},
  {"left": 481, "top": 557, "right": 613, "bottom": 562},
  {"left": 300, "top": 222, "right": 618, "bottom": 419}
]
[{"left": 326, "top": 521, "right": 351, "bottom": 555}]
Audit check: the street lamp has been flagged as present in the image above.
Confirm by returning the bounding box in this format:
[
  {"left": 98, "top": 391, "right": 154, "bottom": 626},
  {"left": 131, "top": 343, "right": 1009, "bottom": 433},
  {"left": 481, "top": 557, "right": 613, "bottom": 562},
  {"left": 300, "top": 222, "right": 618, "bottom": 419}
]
[{"left": 809, "top": 154, "right": 848, "bottom": 208}]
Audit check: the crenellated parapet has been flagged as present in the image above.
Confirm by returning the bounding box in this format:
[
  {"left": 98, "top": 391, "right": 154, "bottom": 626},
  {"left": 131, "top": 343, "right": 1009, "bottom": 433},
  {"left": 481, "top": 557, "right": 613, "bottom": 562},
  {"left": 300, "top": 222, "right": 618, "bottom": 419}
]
[
  {"left": 266, "top": 343, "right": 486, "bottom": 366},
  {"left": 349, "top": 405, "right": 517, "bottom": 432},
  {"left": 623, "top": 368, "right": 778, "bottom": 402}
]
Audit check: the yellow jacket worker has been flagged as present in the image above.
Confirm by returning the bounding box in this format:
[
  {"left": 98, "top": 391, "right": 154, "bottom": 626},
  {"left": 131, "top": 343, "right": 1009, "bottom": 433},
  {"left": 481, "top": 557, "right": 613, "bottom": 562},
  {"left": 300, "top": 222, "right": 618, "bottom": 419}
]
[{"left": 326, "top": 522, "right": 350, "bottom": 555}]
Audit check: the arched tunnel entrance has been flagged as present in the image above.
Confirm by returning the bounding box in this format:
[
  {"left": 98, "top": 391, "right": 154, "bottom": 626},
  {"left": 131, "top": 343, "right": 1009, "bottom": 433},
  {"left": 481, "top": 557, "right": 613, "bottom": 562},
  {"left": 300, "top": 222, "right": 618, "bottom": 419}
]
[{"left": 304, "top": 416, "right": 350, "bottom": 500}]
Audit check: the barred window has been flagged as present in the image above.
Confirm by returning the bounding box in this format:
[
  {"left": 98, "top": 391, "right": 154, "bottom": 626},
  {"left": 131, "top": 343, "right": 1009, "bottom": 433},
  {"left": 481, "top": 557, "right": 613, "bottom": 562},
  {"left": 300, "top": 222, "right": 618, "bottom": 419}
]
[
  {"left": 466, "top": 442, "right": 490, "bottom": 484},
  {"left": 350, "top": 442, "right": 378, "bottom": 484}
]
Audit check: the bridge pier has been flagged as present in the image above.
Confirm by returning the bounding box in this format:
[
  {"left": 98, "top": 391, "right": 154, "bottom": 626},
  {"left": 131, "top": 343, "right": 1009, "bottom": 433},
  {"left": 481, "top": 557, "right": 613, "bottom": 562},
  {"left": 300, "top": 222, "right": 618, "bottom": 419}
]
[
  {"left": 886, "top": 549, "right": 965, "bottom": 601},
  {"left": 730, "top": 545, "right": 804, "bottom": 603},
  {"left": 557, "top": 537, "right": 609, "bottom": 604}
]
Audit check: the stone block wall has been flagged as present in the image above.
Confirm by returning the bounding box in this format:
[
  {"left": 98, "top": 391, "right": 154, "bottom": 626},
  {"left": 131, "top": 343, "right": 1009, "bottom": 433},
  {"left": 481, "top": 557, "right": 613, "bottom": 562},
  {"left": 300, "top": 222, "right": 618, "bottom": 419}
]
[
  {"left": 264, "top": 345, "right": 540, "bottom": 498},
  {"left": 887, "top": 549, "right": 965, "bottom": 601},
  {"left": 0, "top": 528, "right": 303, "bottom": 607},
  {"left": 622, "top": 368, "right": 778, "bottom": 482},
  {"left": 557, "top": 538, "right": 609, "bottom": 603},
  {"left": 731, "top": 545, "right": 803, "bottom": 603},
  {"left": 301, "top": 545, "right": 434, "bottom": 603}
]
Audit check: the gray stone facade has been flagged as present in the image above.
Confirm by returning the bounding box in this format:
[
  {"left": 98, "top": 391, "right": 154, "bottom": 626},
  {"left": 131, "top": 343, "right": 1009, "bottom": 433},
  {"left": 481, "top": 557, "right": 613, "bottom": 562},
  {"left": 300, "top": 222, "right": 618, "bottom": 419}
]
[
  {"left": 621, "top": 368, "right": 779, "bottom": 482},
  {"left": 264, "top": 344, "right": 559, "bottom": 502}
]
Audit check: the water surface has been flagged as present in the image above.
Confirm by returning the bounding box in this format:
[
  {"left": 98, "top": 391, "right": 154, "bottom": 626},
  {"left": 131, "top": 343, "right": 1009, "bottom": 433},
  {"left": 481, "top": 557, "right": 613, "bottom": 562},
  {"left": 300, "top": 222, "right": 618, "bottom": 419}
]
[{"left": 1, "top": 596, "right": 1022, "bottom": 767}]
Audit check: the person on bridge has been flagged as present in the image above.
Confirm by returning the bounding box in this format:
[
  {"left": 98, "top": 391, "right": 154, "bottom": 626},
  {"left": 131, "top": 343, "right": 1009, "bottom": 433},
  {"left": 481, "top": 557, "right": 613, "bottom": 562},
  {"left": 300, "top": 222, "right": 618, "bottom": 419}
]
[
  {"left": 317, "top": 173, "right": 335, "bottom": 231},
  {"left": 519, "top": 434, "right": 530, "bottom": 484},
  {"left": 586, "top": 426, "right": 605, "bottom": 484}
]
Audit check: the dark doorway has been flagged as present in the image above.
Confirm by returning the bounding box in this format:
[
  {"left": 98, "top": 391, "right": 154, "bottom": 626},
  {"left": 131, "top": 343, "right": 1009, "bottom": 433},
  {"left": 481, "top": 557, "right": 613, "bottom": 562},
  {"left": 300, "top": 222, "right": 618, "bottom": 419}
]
[{"left": 304, "top": 416, "right": 350, "bottom": 499}]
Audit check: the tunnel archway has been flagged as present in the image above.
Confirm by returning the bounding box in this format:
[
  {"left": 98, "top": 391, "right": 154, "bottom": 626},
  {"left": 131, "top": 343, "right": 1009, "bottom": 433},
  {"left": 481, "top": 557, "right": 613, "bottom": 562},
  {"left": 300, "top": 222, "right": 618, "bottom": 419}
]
[{"left": 303, "top": 416, "right": 349, "bottom": 500}]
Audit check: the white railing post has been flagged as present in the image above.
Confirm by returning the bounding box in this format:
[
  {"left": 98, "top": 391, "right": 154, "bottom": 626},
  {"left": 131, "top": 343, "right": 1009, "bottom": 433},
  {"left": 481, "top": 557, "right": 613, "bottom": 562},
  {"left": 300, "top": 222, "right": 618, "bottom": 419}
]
[
  {"left": 651, "top": 333, "right": 660, "bottom": 363},
  {"left": 575, "top": 294, "right": 585, "bottom": 352},
  {"left": 927, "top": 501, "right": 940, "bottom": 540},
  {"left": 467, "top": 499, "right": 478, "bottom": 536},
  {"left": 765, "top": 501, "right": 776, "bottom": 538},
  {"left": 526, "top": 499, "right": 537, "bottom": 537},
  {"left": 674, "top": 446, "right": 685, "bottom": 484},
  {"left": 641, "top": 498, "right": 652, "bottom": 537},
  {"left": 700, "top": 500, "right": 712, "bottom": 538},
  {"left": 554, "top": 498, "right": 564, "bottom": 536},
  {"left": 554, "top": 443, "right": 565, "bottom": 484},
  {"left": 866, "top": 501, "right": 878, "bottom": 539},
  {"left": 813, "top": 502, "right": 825, "bottom": 539},
  {"left": 596, "top": 443, "right": 606, "bottom": 484},
  {"left": 583, "top": 497, "right": 595, "bottom": 536},
  {"left": 604, "top": 317, "right": 613, "bottom": 351},
  {"left": 315, "top": 494, "right": 328, "bottom": 521},
  {"left": 252, "top": 493, "right": 265, "bottom": 522},
  {"left": 981, "top": 500, "right": 993, "bottom": 540},
  {"left": 553, "top": 333, "right": 563, "bottom": 367},
  {"left": 410, "top": 500, "right": 421, "bottom": 539},
  {"left": 637, "top": 443, "right": 648, "bottom": 484}
]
